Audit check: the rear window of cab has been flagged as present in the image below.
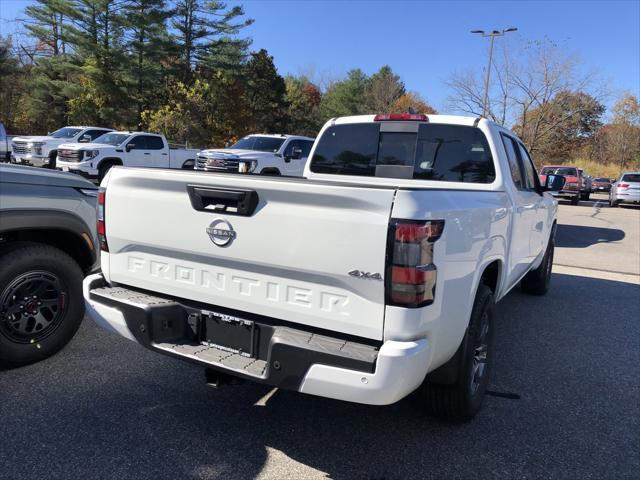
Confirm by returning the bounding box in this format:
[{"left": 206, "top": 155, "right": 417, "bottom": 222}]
[{"left": 309, "top": 123, "right": 496, "bottom": 183}]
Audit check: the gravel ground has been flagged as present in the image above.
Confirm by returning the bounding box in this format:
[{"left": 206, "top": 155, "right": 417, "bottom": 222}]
[{"left": 1, "top": 199, "right": 639, "bottom": 480}]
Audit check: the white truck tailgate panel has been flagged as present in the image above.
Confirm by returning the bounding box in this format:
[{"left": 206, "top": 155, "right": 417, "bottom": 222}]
[{"left": 105, "top": 169, "right": 396, "bottom": 340}]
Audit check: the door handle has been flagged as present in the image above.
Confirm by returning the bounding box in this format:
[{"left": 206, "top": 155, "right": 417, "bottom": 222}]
[{"left": 144, "top": 152, "right": 150, "bottom": 155}]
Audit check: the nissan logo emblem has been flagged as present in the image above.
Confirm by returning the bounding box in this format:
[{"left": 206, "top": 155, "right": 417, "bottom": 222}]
[{"left": 206, "top": 219, "right": 236, "bottom": 247}]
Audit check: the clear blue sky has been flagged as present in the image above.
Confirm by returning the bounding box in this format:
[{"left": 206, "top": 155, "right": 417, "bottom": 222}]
[{"left": 1, "top": 0, "right": 639, "bottom": 112}]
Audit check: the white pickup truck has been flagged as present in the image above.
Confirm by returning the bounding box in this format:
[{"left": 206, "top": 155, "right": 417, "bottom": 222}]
[
  {"left": 10, "top": 126, "right": 113, "bottom": 168},
  {"left": 56, "top": 131, "right": 199, "bottom": 181},
  {"left": 84, "top": 113, "right": 565, "bottom": 421},
  {"left": 195, "top": 134, "right": 315, "bottom": 176}
]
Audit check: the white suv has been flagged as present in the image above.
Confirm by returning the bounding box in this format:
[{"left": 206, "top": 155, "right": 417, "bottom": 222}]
[{"left": 195, "top": 134, "right": 315, "bottom": 176}]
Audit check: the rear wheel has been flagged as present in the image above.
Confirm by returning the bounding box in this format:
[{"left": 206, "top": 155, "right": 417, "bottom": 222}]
[
  {"left": 521, "top": 233, "right": 554, "bottom": 295},
  {"left": 609, "top": 197, "right": 618, "bottom": 208},
  {"left": 570, "top": 194, "right": 579, "bottom": 205},
  {"left": 48, "top": 151, "right": 57, "bottom": 169},
  {"left": 0, "top": 243, "right": 84, "bottom": 366},
  {"left": 181, "top": 159, "right": 195, "bottom": 170},
  {"left": 98, "top": 161, "right": 118, "bottom": 182},
  {"left": 415, "top": 284, "right": 495, "bottom": 422}
]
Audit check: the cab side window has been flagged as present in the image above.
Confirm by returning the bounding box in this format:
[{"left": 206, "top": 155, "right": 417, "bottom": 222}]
[
  {"left": 517, "top": 143, "right": 539, "bottom": 191},
  {"left": 284, "top": 140, "right": 312, "bottom": 158},
  {"left": 146, "top": 136, "right": 165, "bottom": 150},
  {"left": 127, "top": 136, "right": 147, "bottom": 150},
  {"left": 501, "top": 134, "right": 525, "bottom": 190}
]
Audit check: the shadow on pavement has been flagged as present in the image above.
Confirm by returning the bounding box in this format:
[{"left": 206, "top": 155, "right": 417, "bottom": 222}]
[
  {"left": 0, "top": 274, "right": 638, "bottom": 479},
  {"left": 556, "top": 223, "right": 625, "bottom": 248}
]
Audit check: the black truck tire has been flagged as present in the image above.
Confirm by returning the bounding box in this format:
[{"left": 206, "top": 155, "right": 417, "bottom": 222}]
[
  {"left": 521, "top": 234, "right": 554, "bottom": 295},
  {"left": 0, "top": 242, "right": 85, "bottom": 366},
  {"left": 416, "top": 284, "right": 495, "bottom": 422}
]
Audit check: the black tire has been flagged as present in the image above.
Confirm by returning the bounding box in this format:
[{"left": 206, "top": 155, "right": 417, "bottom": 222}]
[
  {"left": 610, "top": 198, "right": 618, "bottom": 208},
  {"left": 98, "top": 161, "right": 116, "bottom": 182},
  {"left": 260, "top": 168, "right": 281, "bottom": 176},
  {"left": 48, "top": 151, "right": 57, "bottom": 169},
  {"left": 0, "top": 242, "right": 84, "bottom": 366},
  {"left": 570, "top": 195, "right": 579, "bottom": 205},
  {"left": 581, "top": 192, "right": 590, "bottom": 201},
  {"left": 521, "top": 232, "right": 554, "bottom": 295},
  {"left": 416, "top": 284, "right": 495, "bottom": 422},
  {"left": 182, "top": 159, "right": 195, "bottom": 170}
]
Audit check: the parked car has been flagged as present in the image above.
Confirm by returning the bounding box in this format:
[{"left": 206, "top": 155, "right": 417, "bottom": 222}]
[
  {"left": 0, "top": 164, "right": 98, "bottom": 365},
  {"left": 592, "top": 177, "right": 612, "bottom": 192},
  {"left": 0, "top": 121, "right": 9, "bottom": 162},
  {"left": 83, "top": 113, "right": 565, "bottom": 422},
  {"left": 578, "top": 169, "right": 592, "bottom": 200},
  {"left": 195, "top": 134, "right": 315, "bottom": 176},
  {"left": 56, "top": 131, "right": 200, "bottom": 181},
  {"left": 609, "top": 172, "right": 640, "bottom": 207},
  {"left": 11, "top": 126, "right": 113, "bottom": 169},
  {"left": 539, "top": 165, "right": 581, "bottom": 205}
]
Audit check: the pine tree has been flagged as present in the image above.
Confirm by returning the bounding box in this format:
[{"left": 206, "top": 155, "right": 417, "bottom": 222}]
[
  {"left": 172, "top": 0, "right": 252, "bottom": 83},
  {"left": 123, "top": 0, "right": 172, "bottom": 126},
  {"left": 65, "top": 0, "right": 128, "bottom": 125},
  {"left": 22, "top": 0, "right": 80, "bottom": 131},
  {"left": 243, "top": 49, "right": 288, "bottom": 133},
  {"left": 319, "top": 69, "right": 368, "bottom": 119}
]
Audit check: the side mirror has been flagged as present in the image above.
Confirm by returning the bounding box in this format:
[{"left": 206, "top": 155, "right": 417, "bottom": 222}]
[
  {"left": 543, "top": 174, "right": 566, "bottom": 192},
  {"left": 290, "top": 147, "right": 303, "bottom": 160},
  {"left": 125, "top": 143, "right": 135, "bottom": 152},
  {"left": 79, "top": 134, "right": 91, "bottom": 143}
]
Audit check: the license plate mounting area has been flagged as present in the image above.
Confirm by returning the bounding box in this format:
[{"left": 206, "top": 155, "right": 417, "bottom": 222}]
[{"left": 202, "top": 311, "right": 255, "bottom": 358}]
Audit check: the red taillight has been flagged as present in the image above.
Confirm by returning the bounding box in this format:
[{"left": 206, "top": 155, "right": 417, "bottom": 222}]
[
  {"left": 387, "top": 220, "right": 444, "bottom": 308},
  {"left": 374, "top": 113, "right": 429, "bottom": 122},
  {"left": 617, "top": 183, "right": 629, "bottom": 188},
  {"left": 97, "top": 187, "right": 108, "bottom": 252}
]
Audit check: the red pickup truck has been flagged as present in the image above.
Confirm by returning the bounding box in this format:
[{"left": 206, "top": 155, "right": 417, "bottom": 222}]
[{"left": 539, "top": 165, "right": 581, "bottom": 205}]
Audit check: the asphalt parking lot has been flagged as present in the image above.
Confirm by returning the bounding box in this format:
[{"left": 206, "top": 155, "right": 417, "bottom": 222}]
[{"left": 1, "top": 193, "right": 638, "bottom": 480}]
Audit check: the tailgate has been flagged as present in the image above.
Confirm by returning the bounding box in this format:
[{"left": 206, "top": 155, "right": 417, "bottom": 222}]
[{"left": 103, "top": 169, "right": 396, "bottom": 340}]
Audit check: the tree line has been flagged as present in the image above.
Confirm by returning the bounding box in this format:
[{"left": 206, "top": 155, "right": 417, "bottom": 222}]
[
  {"left": 0, "top": 2, "right": 638, "bottom": 175},
  {"left": 0, "top": 0, "right": 434, "bottom": 148}
]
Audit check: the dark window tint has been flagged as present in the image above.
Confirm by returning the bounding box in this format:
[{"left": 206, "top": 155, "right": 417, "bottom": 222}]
[
  {"left": 517, "top": 143, "right": 538, "bottom": 190},
  {"left": 501, "top": 134, "right": 524, "bottom": 189},
  {"left": 541, "top": 167, "right": 578, "bottom": 176},
  {"left": 85, "top": 129, "right": 109, "bottom": 141},
  {"left": 231, "top": 136, "right": 286, "bottom": 152},
  {"left": 50, "top": 127, "right": 82, "bottom": 139},
  {"left": 310, "top": 123, "right": 495, "bottom": 183},
  {"left": 310, "top": 123, "right": 379, "bottom": 176},
  {"left": 127, "top": 136, "right": 147, "bottom": 149},
  {"left": 621, "top": 174, "right": 640, "bottom": 182},
  {"left": 413, "top": 124, "right": 495, "bottom": 183},
  {"left": 284, "top": 139, "right": 314, "bottom": 158},
  {"left": 594, "top": 177, "right": 610, "bottom": 182},
  {"left": 146, "top": 136, "right": 165, "bottom": 150}
]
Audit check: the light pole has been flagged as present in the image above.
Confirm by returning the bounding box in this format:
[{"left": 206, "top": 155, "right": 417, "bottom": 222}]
[{"left": 471, "top": 28, "right": 517, "bottom": 117}]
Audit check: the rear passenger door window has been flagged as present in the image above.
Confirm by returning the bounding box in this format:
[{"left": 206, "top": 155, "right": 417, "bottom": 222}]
[
  {"left": 501, "top": 134, "right": 525, "bottom": 190},
  {"left": 146, "top": 136, "right": 165, "bottom": 150},
  {"left": 517, "top": 143, "right": 539, "bottom": 191}
]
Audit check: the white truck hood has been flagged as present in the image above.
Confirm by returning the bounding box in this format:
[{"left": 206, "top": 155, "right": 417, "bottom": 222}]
[
  {"left": 199, "top": 148, "right": 276, "bottom": 159},
  {"left": 58, "top": 142, "right": 115, "bottom": 150},
  {"left": 12, "top": 135, "right": 54, "bottom": 143}
]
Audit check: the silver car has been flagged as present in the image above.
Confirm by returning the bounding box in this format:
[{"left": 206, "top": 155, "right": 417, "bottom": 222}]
[{"left": 610, "top": 172, "right": 640, "bottom": 207}]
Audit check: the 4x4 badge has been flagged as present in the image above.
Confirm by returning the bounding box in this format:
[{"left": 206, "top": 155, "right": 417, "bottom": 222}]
[{"left": 348, "top": 270, "right": 383, "bottom": 280}]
